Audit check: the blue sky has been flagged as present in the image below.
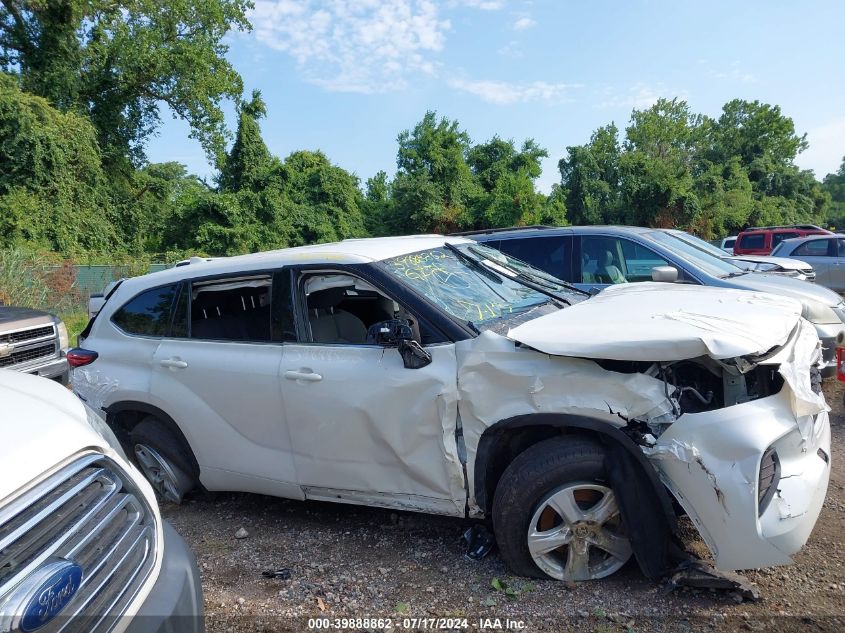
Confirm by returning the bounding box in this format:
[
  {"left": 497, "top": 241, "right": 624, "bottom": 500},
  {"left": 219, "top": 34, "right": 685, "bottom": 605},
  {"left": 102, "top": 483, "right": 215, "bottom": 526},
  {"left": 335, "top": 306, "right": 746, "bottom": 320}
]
[{"left": 146, "top": 0, "right": 845, "bottom": 192}]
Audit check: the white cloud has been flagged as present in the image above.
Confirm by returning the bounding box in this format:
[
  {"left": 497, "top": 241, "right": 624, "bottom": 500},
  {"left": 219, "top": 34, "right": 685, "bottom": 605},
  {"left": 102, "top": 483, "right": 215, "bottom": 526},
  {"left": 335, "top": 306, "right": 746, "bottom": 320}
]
[
  {"left": 795, "top": 118, "right": 845, "bottom": 178},
  {"left": 251, "top": 0, "right": 451, "bottom": 93},
  {"left": 513, "top": 16, "right": 536, "bottom": 30},
  {"left": 448, "top": 78, "right": 582, "bottom": 104},
  {"left": 599, "top": 83, "right": 686, "bottom": 110},
  {"left": 498, "top": 40, "right": 523, "bottom": 58},
  {"left": 456, "top": 0, "right": 506, "bottom": 9}
]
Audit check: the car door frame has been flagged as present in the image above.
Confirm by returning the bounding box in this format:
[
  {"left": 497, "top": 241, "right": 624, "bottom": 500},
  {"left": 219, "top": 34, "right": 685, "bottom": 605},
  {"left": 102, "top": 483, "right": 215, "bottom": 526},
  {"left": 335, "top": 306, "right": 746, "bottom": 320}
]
[{"left": 280, "top": 261, "right": 469, "bottom": 516}]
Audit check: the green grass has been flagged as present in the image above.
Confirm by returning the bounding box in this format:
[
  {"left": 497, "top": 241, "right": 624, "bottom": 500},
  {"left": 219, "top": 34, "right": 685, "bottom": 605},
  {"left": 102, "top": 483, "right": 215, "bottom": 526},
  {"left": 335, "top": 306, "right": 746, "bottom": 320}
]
[{"left": 59, "top": 310, "right": 89, "bottom": 345}]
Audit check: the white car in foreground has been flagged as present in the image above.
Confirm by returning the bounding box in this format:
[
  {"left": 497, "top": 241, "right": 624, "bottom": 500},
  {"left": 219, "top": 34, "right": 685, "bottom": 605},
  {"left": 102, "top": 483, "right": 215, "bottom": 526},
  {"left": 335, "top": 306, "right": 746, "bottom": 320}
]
[
  {"left": 71, "top": 235, "right": 830, "bottom": 582},
  {"left": 0, "top": 370, "right": 202, "bottom": 633}
]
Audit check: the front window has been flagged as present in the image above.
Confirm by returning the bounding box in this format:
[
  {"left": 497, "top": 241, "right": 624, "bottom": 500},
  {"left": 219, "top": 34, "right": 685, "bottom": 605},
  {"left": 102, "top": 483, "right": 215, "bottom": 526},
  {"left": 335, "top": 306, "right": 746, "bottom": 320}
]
[
  {"left": 381, "top": 245, "right": 562, "bottom": 329},
  {"left": 645, "top": 231, "right": 744, "bottom": 278},
  {"left": 580, "top": 236, "right": 670, "bottom": 283}
]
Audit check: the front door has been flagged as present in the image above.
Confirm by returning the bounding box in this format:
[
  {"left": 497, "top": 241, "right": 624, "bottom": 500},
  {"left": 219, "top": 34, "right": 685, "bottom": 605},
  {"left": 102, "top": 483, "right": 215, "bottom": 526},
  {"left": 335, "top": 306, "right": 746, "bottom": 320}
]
[
  {"left": 574, "top": 235, "right": 672, "bottom": 292},
  {"left": 280, "top": 269, "right": 466, "bottom": 517},
  {"left": 791, "top": 239, "right": 835, "bottom": 287}
]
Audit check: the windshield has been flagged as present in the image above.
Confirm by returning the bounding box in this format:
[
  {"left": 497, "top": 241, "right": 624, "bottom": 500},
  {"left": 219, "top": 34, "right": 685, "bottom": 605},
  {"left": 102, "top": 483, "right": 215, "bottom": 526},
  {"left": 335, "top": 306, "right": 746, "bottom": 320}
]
[
  {"left": 646, "top": 231, "right": 745, "bottom": 278},
  {"left": 669, "top": 231, "right": 736, "bottom": 259},
  {"left": 381, "top": 245, "right": 565, "bottom": 329}
]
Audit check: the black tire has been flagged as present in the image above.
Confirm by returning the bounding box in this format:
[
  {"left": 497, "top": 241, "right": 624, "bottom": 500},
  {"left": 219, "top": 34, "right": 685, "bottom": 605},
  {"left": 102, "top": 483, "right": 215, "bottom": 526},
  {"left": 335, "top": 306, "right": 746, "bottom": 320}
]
[
  {"left": 129, "top": 417, "right": 197, "bottom": 504},
  {"left": 492, "top": 436, "right": 621, "bottom": 580}
]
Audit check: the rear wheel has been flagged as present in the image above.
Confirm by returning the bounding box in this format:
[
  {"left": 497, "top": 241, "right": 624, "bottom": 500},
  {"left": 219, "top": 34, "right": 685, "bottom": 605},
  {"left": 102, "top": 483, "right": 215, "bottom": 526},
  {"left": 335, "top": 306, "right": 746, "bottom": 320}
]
[
  {"left": 492, "top": 436, "right": 632, "bottom": 581},
  {"left": 129, "top": 417, "right": 196, "bottom": 504}
]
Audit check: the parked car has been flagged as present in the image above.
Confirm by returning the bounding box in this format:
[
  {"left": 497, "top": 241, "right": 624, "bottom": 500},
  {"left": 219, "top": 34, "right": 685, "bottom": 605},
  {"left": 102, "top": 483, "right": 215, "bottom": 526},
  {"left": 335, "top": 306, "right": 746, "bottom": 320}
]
[
  {"left": 468, "top": 225, "right": 845, "bottom": 376},
  {"left": 0, "top": 369, "right": 203, "bottom": 632},
  {"left": 772, "top": 234, "right": 845, "bottom": 292},
  {"left": 719, "top": 236, "right": 737, "bottom": 254},
  {"left": 0, "top": 305, "right": 69, "bottom": 384},
  {"left": 70, "top": 235, "right": 829, "bottom": 582},
  {"left": 665, "top": 230, "right": 815, "bottom": 282},
  {"left": 734, "top": 224, "right": 831, "bottom": 256}
]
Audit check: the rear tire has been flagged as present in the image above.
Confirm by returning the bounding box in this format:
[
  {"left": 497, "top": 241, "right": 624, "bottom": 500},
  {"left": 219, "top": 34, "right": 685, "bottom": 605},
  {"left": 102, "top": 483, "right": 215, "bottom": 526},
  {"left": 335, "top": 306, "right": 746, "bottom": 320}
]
[
  {"left": 130, "top": 417, "right": 196, "bottom": 504},
  {"left": 492, "top": 436, "right": 632, "bottom": 581}
]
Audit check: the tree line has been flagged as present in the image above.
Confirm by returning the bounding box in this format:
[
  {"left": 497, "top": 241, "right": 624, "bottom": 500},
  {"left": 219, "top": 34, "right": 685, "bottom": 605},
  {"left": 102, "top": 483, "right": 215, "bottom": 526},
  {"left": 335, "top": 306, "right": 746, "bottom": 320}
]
[{"left": 1, "top": 1, "right": 843, "bottom": 258}]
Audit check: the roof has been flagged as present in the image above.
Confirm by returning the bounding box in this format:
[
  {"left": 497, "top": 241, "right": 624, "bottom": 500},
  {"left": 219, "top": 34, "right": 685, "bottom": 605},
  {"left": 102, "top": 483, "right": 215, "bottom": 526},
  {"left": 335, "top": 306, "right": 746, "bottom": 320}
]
[
  {"left": 467, "top": 225, "right": 655, "bottom": 241},
  {"left": 116, "top": 235, "right": 473, "bottom": 292}
]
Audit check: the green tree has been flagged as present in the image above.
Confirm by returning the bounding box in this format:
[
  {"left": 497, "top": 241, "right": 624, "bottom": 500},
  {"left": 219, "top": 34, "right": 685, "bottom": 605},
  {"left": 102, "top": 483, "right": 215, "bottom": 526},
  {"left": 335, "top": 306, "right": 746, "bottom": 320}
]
[
  {"left": 823, "top": 157, "right": 845, "bottom": 229},
  {"left": 559, "top": 124, "right": 621, "bottom": 225},
  {"left": 219, "top": 90, "right": 272, "bottom": 193},
  {"left": 0, "top": 73, "right": 120, "bottom": 252},
  {"left": 468, "top": 137, "right": 549, "bottom": 227},
  {"left": 362, "top": 170, "right": 393, "bottom": 236},
  {"left": 0, "top": 0, "right": 251, "bottom": 172},
  {"left": 391, "top": 111, "right": 481, "bottom": 233}
]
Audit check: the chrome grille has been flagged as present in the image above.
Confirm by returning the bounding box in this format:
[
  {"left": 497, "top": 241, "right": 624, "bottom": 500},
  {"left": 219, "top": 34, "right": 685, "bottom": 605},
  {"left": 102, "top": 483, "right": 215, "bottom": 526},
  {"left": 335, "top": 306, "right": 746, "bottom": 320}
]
[
  {"left": 0, "top": 454, "right": 157, "bottom": 633},
  {"left": 0, "top": 325, "right": 55, "bottom": 346},
  {"left": 0, "top": 343, "right": 57, "bottom": 369}
]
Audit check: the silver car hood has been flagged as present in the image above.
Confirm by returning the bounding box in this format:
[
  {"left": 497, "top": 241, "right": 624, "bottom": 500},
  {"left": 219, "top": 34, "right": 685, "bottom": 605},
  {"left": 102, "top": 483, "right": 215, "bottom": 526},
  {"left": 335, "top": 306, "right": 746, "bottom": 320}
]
[
  {"left": 727, "top": 272, "right": 842, "bottom": 307},
  {"left": 728, "top": 255, "right": 812, "bottom": 271},
  {"left": 507, "top": 282, "right": 802, "bottom": 362}
]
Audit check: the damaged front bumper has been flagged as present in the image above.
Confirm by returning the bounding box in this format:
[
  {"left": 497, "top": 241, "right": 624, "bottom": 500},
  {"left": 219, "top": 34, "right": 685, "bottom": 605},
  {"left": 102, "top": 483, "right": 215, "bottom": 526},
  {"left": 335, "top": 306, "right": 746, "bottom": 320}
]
[{"left": 647, "top": 385, "right": 831, "bottom": 571}]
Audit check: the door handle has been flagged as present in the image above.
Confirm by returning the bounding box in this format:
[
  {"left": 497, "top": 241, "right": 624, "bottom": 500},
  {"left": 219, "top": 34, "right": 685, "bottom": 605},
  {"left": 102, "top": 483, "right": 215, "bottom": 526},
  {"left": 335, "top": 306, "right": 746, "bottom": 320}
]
[
  {"left": 285, "top": 369, "right": 323, "bottom": 382},
  {"left": 159, "top": 358, "right": 188, "bottom": 369}
]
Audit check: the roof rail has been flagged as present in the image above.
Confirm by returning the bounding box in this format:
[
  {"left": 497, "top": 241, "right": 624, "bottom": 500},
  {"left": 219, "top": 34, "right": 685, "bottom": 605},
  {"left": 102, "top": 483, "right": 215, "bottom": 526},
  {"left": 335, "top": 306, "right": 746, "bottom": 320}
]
[
  {"left": 744, "top": 224, "right": 827, "bottom": 232},
  {"left": 449, "top": 225, "right": 555, "bottom": 237}
]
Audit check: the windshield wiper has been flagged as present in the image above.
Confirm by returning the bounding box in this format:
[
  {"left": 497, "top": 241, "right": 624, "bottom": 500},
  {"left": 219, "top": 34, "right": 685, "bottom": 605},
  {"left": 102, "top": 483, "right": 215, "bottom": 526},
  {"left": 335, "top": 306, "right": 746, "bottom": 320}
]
[
  {"left": 721, "top": 270, "right": 749, "bottom": 279},
  {"left": 466, "top": 245, "right": 589, "bottom": 298}
]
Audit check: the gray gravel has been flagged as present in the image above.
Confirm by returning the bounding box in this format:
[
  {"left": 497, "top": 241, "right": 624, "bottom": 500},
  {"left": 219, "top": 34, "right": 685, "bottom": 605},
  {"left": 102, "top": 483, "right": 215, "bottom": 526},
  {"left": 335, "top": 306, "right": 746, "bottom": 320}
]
[{"left": 162, "top": 381, "right": 845, "bottom": 631}]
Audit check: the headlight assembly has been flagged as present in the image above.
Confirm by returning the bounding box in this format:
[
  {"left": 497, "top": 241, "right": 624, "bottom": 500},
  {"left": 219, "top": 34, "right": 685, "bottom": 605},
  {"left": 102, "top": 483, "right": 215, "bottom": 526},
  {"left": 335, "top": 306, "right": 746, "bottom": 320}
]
[{"left": 801, "top": 299, "right": 841, "bottom": 325}]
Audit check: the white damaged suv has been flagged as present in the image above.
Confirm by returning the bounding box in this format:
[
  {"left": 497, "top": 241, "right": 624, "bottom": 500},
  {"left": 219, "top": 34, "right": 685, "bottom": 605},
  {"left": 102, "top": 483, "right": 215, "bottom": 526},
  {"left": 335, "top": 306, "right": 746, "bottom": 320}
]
[{"left": 72, "top": 236, "right": 830, "bottom": 582}]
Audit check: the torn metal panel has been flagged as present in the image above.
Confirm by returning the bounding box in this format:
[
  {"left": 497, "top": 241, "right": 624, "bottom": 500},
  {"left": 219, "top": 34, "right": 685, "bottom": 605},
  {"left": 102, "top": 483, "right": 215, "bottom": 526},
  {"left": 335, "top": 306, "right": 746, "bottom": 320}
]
[
  {"left": 455, "top": 331, "right": 676, "bottom": 513},
  {"left": 506, "top": 283, "right": 803, "bottom": 361}
]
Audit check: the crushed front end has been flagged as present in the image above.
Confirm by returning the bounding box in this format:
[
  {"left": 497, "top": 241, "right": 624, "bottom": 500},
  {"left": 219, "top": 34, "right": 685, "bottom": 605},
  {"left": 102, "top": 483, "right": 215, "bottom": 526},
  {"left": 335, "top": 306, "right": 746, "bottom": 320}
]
[{"left": 634, "top": 319, "right": 831, "bottom": 570}]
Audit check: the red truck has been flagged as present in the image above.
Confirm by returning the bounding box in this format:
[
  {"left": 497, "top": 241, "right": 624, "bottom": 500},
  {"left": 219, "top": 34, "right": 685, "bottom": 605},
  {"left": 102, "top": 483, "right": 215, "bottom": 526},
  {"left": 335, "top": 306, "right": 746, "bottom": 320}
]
[{"left": 733, "top": 224, "right": 831, "bottom": 255}]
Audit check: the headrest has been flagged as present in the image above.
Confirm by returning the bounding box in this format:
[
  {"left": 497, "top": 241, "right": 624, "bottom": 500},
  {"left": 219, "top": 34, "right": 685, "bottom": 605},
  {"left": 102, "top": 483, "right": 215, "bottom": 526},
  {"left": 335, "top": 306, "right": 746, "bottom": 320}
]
[
  {"left": 602, "top": 250, "right": 614, "bottom": 266},
  {"left": 307, "top": 287, "right": 347, "bottom": 310}
]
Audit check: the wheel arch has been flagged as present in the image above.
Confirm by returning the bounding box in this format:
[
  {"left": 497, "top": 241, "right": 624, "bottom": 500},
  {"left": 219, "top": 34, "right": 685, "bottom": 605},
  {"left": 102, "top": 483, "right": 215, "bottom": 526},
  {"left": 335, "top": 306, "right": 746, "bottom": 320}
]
[
  {"left": 473, "top": 412, "right": 678, "bottom": 534},
  {"left": 105, "top": 400, "right": 200, "bottom": 478}
]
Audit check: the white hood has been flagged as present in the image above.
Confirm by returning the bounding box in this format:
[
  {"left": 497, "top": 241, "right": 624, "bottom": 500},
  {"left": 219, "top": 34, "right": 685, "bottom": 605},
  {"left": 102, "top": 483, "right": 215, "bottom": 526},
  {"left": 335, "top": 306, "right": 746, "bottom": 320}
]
[
  {"left": 507, "top": 283, "right": 803, "bottom": 361},
  {"left": 0, "top": 370, "right": 107, "bottom": 503}
]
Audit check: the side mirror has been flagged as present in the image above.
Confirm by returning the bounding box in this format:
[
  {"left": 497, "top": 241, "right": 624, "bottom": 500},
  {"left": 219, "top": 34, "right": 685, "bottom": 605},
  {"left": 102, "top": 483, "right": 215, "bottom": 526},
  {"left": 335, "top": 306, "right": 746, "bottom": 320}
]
[
  {"left": 368, "top": 319, "right": 432, "bottom": 368},
  {"left": 651, "top": 266, "right": 679, "bottom": 283}
]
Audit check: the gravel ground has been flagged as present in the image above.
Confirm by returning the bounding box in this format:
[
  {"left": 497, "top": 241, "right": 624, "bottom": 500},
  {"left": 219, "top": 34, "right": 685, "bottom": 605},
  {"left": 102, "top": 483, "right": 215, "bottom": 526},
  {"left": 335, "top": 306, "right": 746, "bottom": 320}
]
[{"left": 162, "top": 381, "right": 845, "bottom": 632}]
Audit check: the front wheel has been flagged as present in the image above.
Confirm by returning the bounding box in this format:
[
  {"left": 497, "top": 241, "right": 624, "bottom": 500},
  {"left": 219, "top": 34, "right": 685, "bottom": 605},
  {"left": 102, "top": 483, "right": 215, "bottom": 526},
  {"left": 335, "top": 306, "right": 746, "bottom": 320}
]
[{"left": 492, "top": 436, "right": 632, "bottom": 581}]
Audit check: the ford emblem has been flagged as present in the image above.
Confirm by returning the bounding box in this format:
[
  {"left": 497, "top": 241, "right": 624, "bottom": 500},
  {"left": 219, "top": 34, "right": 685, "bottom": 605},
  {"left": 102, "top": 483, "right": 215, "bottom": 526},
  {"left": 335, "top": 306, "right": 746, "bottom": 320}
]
[{"left": 6, "top": 559, "right": 83, "bottom": 632}]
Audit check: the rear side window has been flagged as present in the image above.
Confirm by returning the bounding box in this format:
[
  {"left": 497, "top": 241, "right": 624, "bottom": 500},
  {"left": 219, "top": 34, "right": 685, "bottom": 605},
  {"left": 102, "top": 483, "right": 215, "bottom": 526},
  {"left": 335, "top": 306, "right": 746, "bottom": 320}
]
[
  {"left": 724, "top": 238, "right": 735, "bottom": 249},
  {"left": 190, "top": 275, "right": 273, "bottom": 342},
  {"left": 496, "top": 236, "right": 572, "bottom": 280},
  {"left": 793, "top": 239, "right": 831, "bottom": 257},
  {"left": 738, "top": 234, "right": 765, "bottom": 249},
  {"left": 112, "top": 284, "right": 179, "bottom": 337}
]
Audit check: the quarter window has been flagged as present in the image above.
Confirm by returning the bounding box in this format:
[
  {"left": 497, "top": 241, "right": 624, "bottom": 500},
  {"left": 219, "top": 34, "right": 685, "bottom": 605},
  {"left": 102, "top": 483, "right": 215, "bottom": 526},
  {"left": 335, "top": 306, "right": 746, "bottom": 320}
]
[{"left": 112, "top": 284, "right": 179, "bottom": 337}]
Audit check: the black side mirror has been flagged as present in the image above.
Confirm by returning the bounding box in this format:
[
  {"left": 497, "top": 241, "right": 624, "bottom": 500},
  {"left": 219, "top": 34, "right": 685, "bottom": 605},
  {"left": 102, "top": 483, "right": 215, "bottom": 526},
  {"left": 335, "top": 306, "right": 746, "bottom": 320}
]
[{"left": 368, "top": 319, "right": 432, "bottom": 369}]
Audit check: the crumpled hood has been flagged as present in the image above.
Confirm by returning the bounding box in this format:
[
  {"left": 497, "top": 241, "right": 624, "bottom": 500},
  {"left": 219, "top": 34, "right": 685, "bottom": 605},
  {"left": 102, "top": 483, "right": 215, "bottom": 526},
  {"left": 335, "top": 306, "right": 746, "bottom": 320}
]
[{"left": 507, "top": 282, "right": 803, "bottom": 361}]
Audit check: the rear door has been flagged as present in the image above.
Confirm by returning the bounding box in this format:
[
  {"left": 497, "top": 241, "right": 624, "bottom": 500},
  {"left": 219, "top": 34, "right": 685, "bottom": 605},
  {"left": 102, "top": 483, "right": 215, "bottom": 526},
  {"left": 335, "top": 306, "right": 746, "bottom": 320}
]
[
  {"left": 149, "top": 271, "right": 301, "bottom": 498},
  {"left": 791, "top": 239, "right": 835, "bottom": 287},
  {"left": 735, "top": 233, "right": 767, "bottom": 255}
]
